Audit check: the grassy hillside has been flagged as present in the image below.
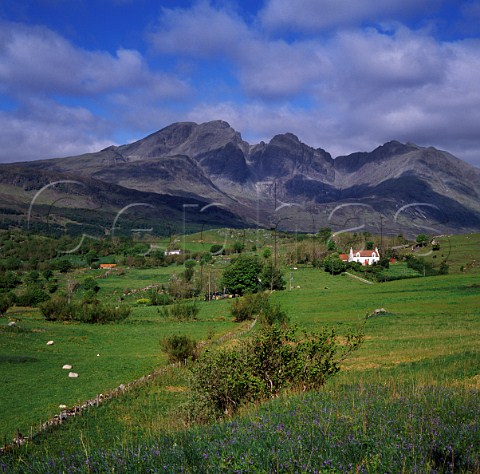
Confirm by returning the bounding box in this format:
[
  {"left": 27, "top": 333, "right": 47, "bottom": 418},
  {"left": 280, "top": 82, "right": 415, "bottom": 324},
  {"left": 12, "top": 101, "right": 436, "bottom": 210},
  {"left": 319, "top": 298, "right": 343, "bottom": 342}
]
[{"left": 0, "top": 232, "right": 478, "bottom": 472}]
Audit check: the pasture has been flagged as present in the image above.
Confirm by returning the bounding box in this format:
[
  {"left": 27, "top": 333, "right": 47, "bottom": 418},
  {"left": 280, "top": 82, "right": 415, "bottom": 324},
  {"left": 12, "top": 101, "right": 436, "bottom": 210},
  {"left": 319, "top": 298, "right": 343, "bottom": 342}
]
[{"left": 0, "top": 232, "right": 479, "bottom": 472}]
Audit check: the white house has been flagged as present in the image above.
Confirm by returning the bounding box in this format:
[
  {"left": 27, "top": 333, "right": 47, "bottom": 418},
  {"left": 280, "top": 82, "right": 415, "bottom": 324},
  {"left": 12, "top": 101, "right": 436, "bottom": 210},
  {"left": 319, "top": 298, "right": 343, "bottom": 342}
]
[
  {"left": 164, "top": 249, "right": 182, "bottom": 256},
  {"left": 348, "top": 247, "right": 380, "bottom": 266}
]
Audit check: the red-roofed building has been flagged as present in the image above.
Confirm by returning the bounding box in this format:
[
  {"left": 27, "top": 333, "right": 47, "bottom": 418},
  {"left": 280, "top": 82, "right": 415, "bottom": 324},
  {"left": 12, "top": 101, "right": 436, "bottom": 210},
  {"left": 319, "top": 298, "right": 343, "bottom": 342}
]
[{"left": 348, "top": 247, "right": 380, "bottom": 266}]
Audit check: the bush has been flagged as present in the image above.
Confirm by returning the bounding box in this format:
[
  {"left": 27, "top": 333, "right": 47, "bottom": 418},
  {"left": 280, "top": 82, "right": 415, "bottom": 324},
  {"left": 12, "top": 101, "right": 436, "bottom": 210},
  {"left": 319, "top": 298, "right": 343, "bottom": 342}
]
[
  {"left": 136, "top": 298, "right": 151, "bottom": 305},
  {"left": 16, "top": 286, "right": 50, "bottom": 307},
  {"left": 0, "top": 271, "right": 22, "bottom": 289},
  {"left": 55, "top": 259, "right": 73, "bottom": 273},
  {"left": 260, "top": 302, "right": 289, "bottom": 326},
  {"left": 322, "top": 253, "right": 347, "bottom": 274},
  {"left": 230, "top": 293, "right": 288, "bottom": 326},
  {"left": 160, "top": 302, "right": 199, "bottom": 321},
  {"left": 210, "top": 244, "right": 224, "bottom": 255},
  {"left": 40, "top": 297, "right": 130, "bottom": 323},
  {"left": 230, "top": 292, "right": 270, "bottom": 322},
  {"left": 0, "top": 295, "right": 11, "bottom": 316},
  {"left": 439, "top": 260, "right": 449, "bottom": 275},
  {"left": 188, "top": 323, "right": 364, "bottom": 421},
  {"left": 160, "top": 334, "right": 198, "bottom": 363},
  {"left": 148, "top": 289, "right": 172, "bottom": 306},
  {"left": 405, "top": 255, "right": 438, "bottom": 276},
  {"left": 82, "top": 276, "right": 100, "bottom": 293}
]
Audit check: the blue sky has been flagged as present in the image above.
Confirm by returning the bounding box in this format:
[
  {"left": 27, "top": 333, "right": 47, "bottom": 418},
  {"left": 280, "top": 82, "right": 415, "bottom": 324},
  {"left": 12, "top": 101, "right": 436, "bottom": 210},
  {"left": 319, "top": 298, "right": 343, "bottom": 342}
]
[{"left": 1, "top": 0, "right": 479, "bottom": 167}]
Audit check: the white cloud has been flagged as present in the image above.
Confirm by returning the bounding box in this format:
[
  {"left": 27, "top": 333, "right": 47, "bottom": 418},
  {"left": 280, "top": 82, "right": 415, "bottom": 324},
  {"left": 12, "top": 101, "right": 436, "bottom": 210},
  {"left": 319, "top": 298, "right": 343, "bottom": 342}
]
[
  {"left": 0, "top": 21, "right": 189, "bottom": 99},
  {"left": 150, "top": 1, "right": 249, "bottom": 57},
  {"left": 0, "top": 98, "right": 113, "bottom": 162},
  {"left": 150, "top": 2, "right": 329, "bottom": 99},
  {"left": 259, "top": 0, "right": 443, "bottom": 33},
  {"left": 0, "top": 20, "right": 191, "bottom": 162}
]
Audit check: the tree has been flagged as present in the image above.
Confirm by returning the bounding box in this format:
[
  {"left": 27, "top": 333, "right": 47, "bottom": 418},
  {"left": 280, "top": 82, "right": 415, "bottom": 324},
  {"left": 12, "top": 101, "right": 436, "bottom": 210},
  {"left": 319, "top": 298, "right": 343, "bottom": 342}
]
[
  {"left": 327, "top": 240, "right": 336, "bottom": 251},
  {"left": 210, "top": 244, "right": 224, "bottom": 255},
  {"left": 66, "top": 279, "right": 80, "bottom": 304},
  {"left": 232, "top": 241, "right": 245, "bottom": 254},
  {"left": 183, "top": 259, "right": 196, "bottom": 283},
  {"left": 56, "top": 259, "right": 72, "bottom": 273},
  {"left": 16, "top": 287, "right": 50, "bottom": 307},
  {"left": 322, "top": 254, "right": 346, "bottom": 275},
  {"left": 221, "top": 255, "right": 263, "bottom": 295},
  {"left": 416, "top": 234, "right": 429, "bottom": 247},
  {"left": 85, "top": 251, "right": 98, "bottom": 266},
  {"left": 83, "top": 276, "right": 100, "bottom": 293},
  {"left": 25, "top": 271, "right": 40, "bottom": 284},
  {"left": 318, "top": 227, "right": 332, "bottom": 243},
  {"left": 260, "top": 261, "right": 286, "bottom": 291}
]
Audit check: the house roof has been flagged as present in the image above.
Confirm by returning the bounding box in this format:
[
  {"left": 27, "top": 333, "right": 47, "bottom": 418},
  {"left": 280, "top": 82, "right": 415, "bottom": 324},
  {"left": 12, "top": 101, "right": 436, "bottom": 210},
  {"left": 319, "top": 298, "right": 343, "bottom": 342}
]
[{"left": 355, "top": 250, "right": 378, "bottom": 257}]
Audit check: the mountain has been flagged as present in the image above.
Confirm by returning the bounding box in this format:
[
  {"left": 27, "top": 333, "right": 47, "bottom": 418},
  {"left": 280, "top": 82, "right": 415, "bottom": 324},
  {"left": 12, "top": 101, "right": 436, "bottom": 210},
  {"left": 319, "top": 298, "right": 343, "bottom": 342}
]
[{"left": 1, "top": 120, "right": 480, "bottom": 236}]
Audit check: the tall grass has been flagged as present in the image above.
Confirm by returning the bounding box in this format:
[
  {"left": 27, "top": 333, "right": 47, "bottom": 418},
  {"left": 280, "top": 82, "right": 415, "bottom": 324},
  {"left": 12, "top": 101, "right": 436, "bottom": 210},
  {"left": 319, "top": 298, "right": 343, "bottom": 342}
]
[{"left": 1, "top": 381, "right": 478, "bottom": 473}]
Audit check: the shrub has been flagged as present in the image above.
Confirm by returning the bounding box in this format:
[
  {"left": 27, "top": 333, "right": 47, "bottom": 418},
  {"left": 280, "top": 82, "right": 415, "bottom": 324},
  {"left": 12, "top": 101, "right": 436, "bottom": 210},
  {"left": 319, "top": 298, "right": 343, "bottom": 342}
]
[
  {"left": 160, "top": 302, "right": 199, "bottom": 321},
  {"left": 189, "top": 323, "right": 364, "bottom": 421},
  {"left": 260, "top": 302, "right": 289, "bottom": 326},
  {"left": 55, "top": 259, "right": 73, "bottom": 273},
  {"left": 160, "top": 334, "right": 198, "bottom": 363},
  {"left": 0, "top": 271, "right": 22, "bottom": 289},
  {"left": 405, "top": 255, "right": 438, "bottom": 276},
  {"left": 16, "top": 286, "right": 50, "bottom": 307},
  {"left": 230, "top": 292, "right": 288, "bottom": 326},
  {"left": 82, "top": 276, "right": 100, "bottom": 293},
  {"left": 210, "top": 244, "right": 224, "bottom": 255},
  {"left": 230, "top": 292, "right": 270, "bottom": 322},
  {"left": 0, "top": 295, "right": 11, "bottom": 316},
  {"left": 439, "top": 260, "right": 449, "bottom": 275},
  {"left": 40, "top": 296, "right": 71, "bottom": 321},
  {"left": 148, "top": 289, "right": 172, "bottom": 306},
  {"left": 40, "top": 297, "right": 130, "bottom": 323},
  {"left": 136, "top": 298, "right": 151, "bottom": 305},
  {"left": 322, "top": 253, "right": 346, "bottom": 274}
]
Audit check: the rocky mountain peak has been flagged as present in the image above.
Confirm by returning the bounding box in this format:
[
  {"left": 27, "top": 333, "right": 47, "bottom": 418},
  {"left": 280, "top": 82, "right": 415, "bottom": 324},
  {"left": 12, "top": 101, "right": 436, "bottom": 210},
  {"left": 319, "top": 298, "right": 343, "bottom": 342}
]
[
  {"left": 5, "top": 120, "right": 479, "bottom": 234},
  {"left": 334, "top": 140, "right": 420, "bottom": 173}
]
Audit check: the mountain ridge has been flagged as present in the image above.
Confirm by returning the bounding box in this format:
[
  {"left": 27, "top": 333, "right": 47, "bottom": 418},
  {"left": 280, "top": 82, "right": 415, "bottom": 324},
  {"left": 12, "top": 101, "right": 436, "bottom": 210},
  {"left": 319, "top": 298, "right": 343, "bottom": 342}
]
[{"left": 1, "top": 120, "right": 479, "bottom": 235}]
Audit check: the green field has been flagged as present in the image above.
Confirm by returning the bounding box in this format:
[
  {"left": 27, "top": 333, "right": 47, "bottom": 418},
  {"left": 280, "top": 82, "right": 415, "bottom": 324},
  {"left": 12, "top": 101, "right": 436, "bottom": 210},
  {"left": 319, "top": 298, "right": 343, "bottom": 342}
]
[{"left": 0, "top": 232, "right": 479, "bottom": 472}]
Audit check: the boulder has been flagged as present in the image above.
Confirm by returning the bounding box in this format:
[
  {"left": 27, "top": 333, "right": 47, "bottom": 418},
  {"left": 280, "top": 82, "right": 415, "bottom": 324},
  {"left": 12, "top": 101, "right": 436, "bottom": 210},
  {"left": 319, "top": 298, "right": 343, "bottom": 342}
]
[
  {"left": 68, "top": 372, "right": 79, "bottom": 378},
  {"left": 62, "top": 364, "right": 72, "bottom": 370}
]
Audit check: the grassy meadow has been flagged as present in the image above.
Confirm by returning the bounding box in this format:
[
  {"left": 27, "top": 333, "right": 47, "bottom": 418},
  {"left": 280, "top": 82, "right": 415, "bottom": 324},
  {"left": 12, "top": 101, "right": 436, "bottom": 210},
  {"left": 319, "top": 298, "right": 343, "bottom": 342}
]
[{"left": 0, "top": 231, "right": 479, "bottom": 472}]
